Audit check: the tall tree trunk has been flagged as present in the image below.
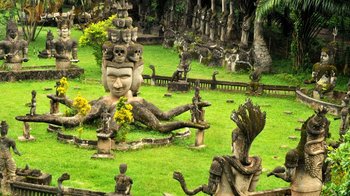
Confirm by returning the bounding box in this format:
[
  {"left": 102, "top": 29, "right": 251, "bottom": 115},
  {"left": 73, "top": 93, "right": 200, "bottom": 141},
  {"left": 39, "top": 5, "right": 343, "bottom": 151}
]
[{"left": 253, "top": 17, "right": 271, "bottom": 71}]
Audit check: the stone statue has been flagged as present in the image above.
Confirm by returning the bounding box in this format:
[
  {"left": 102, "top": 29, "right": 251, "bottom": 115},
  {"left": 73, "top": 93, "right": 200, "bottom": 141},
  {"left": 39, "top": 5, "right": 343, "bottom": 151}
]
[
  {"left": 199, "top": 7, "right": 207, "bottom": 35},
  {"left": 114, "top": 163, "right": 133, "bottom": 196},
  {"left": 0, "top": 121, "right": 21, "bottom": 195},
  {"left": 339, "top": 92, "right": 350, "bottom": 141},
  {"left": 311, "top": 47, "right": 337, "bottom": 98},
  {"left": 209, "top": 11, "right": 217, "bottom": 41},
  {"left": 174, "top": 99, "right": 265, "bottom": 195},
  {"left": 0, "top": 20, "right": 29, "bottom": 70},
  {"left": 191, "top": 80, "right": 203, "bottom": 123},
  {"left": 29, "top": 90, "right": 37, "bottom": 116},
  {"left": 53, "top": 14, "right": 79, "bottom": 69},
  {"left": 211, "top": 71, "right": 219, "bottom": 90},
  {"left": 248, "top": 66, "right": 263, "bottom": 95},
  {"left": 268, "top": 107, "right": 329, "bottom": 195},
  {"left": 38, "top": 30, "right": 54, "bottom": 58},
  {"left": 98, "top": 107, "right": 112, "bottom": 134},
  {"left": 171, "top": 51, "right": 192, "bottom": 82}
]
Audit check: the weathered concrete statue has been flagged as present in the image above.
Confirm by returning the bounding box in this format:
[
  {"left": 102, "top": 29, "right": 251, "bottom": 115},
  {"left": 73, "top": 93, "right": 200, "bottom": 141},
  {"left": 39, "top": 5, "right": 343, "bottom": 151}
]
[
  {"left": 38, "top": 30, "right": 54, "bottom": 58},
  {"left": 0, "top": 121, "right": 21, "bottom": 195},
  {"left": 113, "top": 163, "right": 133, "bottom": 196},
  {"left": 53, "top": 13, "right": 79, "bottom": 69},
  {"left": 268, "top": 107, "right": 329, "bottom": 195},
  {"left": 29, "top": 90, "right": 37, "bottom": 116},
  {"left": 0, "top": 20, "right": 29, "bottom": 70},
  {"left": 311, "top": 47, "right": 337, "bottom": 98},
  {"left": 339, "top": 92, "right": 350, "bottom": 141},
  {"left": 173, "top": 99, "right": 265, "bottom": 195},
  {"left": 171, "top": 51, "right": 192, "bottom": 82}
]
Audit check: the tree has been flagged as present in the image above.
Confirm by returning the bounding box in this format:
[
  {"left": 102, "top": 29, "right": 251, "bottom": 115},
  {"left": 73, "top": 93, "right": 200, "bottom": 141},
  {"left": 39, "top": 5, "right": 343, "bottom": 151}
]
[{"left": 257, "top": 0, "right": 350, "bottom": 72}]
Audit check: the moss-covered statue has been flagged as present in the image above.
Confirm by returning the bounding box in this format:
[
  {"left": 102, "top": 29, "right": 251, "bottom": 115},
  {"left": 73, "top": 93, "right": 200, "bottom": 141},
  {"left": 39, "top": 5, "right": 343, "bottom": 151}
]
[
  {"left": 0, "top": 20, "right": 29, "bottom": 70},
  {"left": 311, "top": 47, "right": 337, "bottom": 98},
  {"left": 268, "top": 107, "right": 329, "bottom": 195},
  {"left": 38, "top": 30, "right": 54, "bottom": 58},
  {"left": 173, "top": 99, "right": 265, "bottom": 195}
]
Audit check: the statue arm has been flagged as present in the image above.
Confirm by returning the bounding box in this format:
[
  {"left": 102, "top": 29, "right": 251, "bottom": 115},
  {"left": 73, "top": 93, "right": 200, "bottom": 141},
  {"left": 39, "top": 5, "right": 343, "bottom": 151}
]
[
  {"left": 173, "top": 171, "right": 204, "bottom": 195},
  {"left": 10, "top": 139, "right": 21, "bottom": 156},
  {"left": 47, "top": 94, "right": 73, "bottom": 108}
]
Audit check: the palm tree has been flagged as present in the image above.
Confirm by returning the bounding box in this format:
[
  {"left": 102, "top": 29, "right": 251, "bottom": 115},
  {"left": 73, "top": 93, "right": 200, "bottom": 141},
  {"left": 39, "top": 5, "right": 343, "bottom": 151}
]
[{"left": 257, "top": 0, "right": 350, "bottom": 71}]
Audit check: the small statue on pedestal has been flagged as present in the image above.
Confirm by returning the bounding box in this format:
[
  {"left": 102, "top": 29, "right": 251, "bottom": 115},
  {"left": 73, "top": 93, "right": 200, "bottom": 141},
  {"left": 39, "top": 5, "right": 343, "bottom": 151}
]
[{"left": 114, "top": 163, "right": 133, "bottom": 196}]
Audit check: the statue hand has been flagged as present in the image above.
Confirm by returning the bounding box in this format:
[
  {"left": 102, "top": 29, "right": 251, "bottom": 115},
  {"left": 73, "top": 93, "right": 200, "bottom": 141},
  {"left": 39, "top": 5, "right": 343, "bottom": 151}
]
[{"left": 173, "top": 171, "right": 185, "bottom": 183}]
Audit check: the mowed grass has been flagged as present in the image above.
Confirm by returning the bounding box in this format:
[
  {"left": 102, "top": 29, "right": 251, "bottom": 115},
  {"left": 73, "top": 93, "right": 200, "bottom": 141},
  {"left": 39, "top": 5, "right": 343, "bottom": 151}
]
[{"left": 0, "top": 27, "right": 343, "bottom": 195}]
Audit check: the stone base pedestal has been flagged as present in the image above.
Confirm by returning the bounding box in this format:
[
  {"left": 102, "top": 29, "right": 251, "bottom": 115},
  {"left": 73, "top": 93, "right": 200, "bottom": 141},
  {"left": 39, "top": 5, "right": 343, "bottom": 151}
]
[
  {"left": 18, "top": 135, "right": 35, "bottom": 142},
  {"left": 47, "top": 124, "right": 62, "bottom": 132},
  {"left": 56, "top": 61, "right": 71, "bottom": 70},
  {"left": 2, "top": 62, "right": 22, "bottom": 71},
  {"left": 92, "top": 135, "right": 114, "bottom": 159},
  {"left": 194, "top": 129, "right": 205, "bottom": 147},
  {"left": 168, "top": 81, "right": 190, "bottom": 92}
]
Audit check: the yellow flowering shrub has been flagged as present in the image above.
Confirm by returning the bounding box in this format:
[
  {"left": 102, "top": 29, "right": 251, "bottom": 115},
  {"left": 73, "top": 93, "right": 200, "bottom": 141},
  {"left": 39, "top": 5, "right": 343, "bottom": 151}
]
[
  {"left": 113, "top": 97, "right": 134, "bottom": 142},
  {"left": 114, "top": 97, "right": 134, "bottom": 125},
  {"left": 72, "top": 94, "right": 91, "bottom": 116},
  {"left": 57, "top": 77, "right": 69, "bottom": 96}
]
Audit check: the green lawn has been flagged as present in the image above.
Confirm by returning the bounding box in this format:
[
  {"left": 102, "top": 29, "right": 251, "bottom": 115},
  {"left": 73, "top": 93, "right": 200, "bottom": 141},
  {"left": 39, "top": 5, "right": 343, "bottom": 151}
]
[{"left": 0, "top": 27, "right": 344, "bottom": 195}]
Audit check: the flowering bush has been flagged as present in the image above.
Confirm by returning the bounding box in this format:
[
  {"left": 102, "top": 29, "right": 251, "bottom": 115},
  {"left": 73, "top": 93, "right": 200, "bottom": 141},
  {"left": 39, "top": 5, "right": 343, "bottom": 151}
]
[
  {"left": 57, "top": 77, "right": 69, "bottom": 96},
  {"left": 113, "top": 97, "right": 133, "bottom": 142},
  {"left": 72, "top": 94, "right": 91, "bottom": 116}
]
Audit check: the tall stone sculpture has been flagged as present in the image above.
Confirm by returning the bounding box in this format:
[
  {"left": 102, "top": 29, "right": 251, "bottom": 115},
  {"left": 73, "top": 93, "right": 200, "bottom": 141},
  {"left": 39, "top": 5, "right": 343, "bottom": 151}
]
[
  {"left": 268, "top": 107, "right": 329, "bottom": 195},
  {"left": 53, "top": 13, "right": 79, "bottom": 69},
  {"left": 173, "top": 99, "right": 265, "bottom": 195},
  {"left": 102, "top": 1, "right": 144, "bottom": 97},
  {"left": 0, "top": 20, "right": 29, "bottom": 70},
  {"left": 0, "top": 121, "right": 21, "bottom": 196}
]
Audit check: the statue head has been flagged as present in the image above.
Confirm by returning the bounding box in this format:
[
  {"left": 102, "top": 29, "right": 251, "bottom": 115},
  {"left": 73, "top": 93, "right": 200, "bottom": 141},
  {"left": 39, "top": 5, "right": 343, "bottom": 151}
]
[
  {"left": 113, "top": 18, "right": 125, "bottom": 28},
  {"left": 0, "top": 121, "right": 8, "bottom": 136},
  {"left": 119, "top": 163, "right": 127, "bottom": 174},
  {"left": 32, "top": 90, "right": 36, "bottom": 97},
  {"left": 59, "top": 26, "right": 70, "bottom": 39},
  {"left": 127, "top": 44, "right": 143, "bottom": 62},
  {"left": 112, "top": 45, "right": 128, "bottom": 63},
  {"left": 122, "top": 29, "right": 132, "bottom": 44},
  {"left": 108, "top": 28, "right": 120, "bottom": 43},
  {"left": 106, "top": 61, "right": 133, "bottom": 98},
  {"left": 125, "top": 17, "right": 133, "bottom": 28},
  {"left": 6, "top": 20, "right": 18, "bottom": 39}
]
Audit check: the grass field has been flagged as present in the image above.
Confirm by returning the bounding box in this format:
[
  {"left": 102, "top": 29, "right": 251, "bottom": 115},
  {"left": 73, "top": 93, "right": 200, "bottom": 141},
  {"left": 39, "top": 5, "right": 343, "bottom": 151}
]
[{"left": 0, "top": 26, "right": 344, "bottom": 195}]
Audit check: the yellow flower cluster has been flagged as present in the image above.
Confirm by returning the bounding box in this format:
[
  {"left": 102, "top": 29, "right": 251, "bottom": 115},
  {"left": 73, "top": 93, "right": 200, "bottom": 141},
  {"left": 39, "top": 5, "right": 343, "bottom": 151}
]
[
  {"left": 72, "top": 95, "right": 91, "bottom": 116},
  {"left": 57, "top": 77, "right": 69, "bottom": 96},
  {"left": 114, "top": 97, "right": 134, "bottom": 125}
]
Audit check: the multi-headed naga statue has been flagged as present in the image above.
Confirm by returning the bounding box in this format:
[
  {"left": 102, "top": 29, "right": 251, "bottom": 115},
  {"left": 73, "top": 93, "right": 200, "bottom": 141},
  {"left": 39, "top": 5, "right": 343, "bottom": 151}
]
[{"left": 173, "top": 99, "right": 265, "bottom": 195}]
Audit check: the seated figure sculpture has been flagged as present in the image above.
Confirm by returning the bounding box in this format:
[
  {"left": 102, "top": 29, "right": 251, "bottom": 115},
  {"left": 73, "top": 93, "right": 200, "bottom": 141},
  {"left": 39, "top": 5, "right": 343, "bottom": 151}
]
[
  {"left": 53, "top": 14, "right": 79, "bottom": 69},
  {"left": 16, "top": 57, "right": 210, "bottom": 133},
  {"left": 268, "top": 107, "right": 329, "bottom": 195},
  {"left": 173, "top": 99, "right": 264, "bottom": 195},
  {"left": 113, "top": 163, "right": 133, "bottom": 196},
  {"left": 171, "top": 51, "right": 192, "bottom": 82},
  {"left": 311, "top": 47, "right": 337, "bottom": 98},
  {"left": 0, "top": 20, "right": 29, "bottom": 70}
]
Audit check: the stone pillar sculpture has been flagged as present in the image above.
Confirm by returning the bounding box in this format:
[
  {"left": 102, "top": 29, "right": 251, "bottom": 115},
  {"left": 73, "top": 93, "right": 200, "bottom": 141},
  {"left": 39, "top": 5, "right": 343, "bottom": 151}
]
[
  {"left": 174, "top": 99, "right": 265, "bottom": 195},
  {"left": 0, "top": 121, "right": 21, "bottom": 196},
  {"left": 18, "top": 122, "right": 35, "bottom": 141},
  {"left": 0, "top": 20, "right": 29, "bottom": 70},
  {"left": 53, "top": 13, "right": 79, "bottom": 69},
  {"left": 192, "top": 80, "right": 206, "bottom": 148},
  {"left": 268, "top": 107, "right": 329, "bottom": 196}
]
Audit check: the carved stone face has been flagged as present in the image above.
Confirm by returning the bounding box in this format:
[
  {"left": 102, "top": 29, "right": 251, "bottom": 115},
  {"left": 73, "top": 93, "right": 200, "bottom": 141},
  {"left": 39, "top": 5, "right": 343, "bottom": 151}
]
[
  {"left": 128, "top": 44, "right": 143, "bottom": 62},
  {"left": 106, "top": 67, "right": 132, "bottom": 98},
  {"left": 131, "top": 28, "right": 138, "bottom": 42},
  {"left": 60, "top": 27, "right": 70, "bottom": 38},
  {"left": 125, "top": 18, "right": 132, "bottom": 28},
  {"left": 8, "top": 29, "right": 18, "bottom": 39},
  {"left": 122, "top": 30, "right": 132, "bottom": 44},
  {"left": 110, "top": 30, "right": 120, "bottom": 43},
  {"left": 131, "top": 64, "right": 144, "bottom": 94},
  {"left": 320, "top": 51, "right": 330, "bottom": 64},
  {"left": 115, "top": 18, "right": 125, "bottom": 28},
  {"left": 113, "top": 45, "right": 127, "bottom": 63}
]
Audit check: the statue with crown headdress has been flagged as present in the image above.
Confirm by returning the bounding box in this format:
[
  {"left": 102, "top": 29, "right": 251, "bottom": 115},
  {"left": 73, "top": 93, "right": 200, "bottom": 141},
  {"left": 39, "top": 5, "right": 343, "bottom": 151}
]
[
  {"left": 0, "top": 20, "right": 29, "bottom": 70},
  {"left": 53, "top": 12, "right": 79, "bottom": 69}
]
